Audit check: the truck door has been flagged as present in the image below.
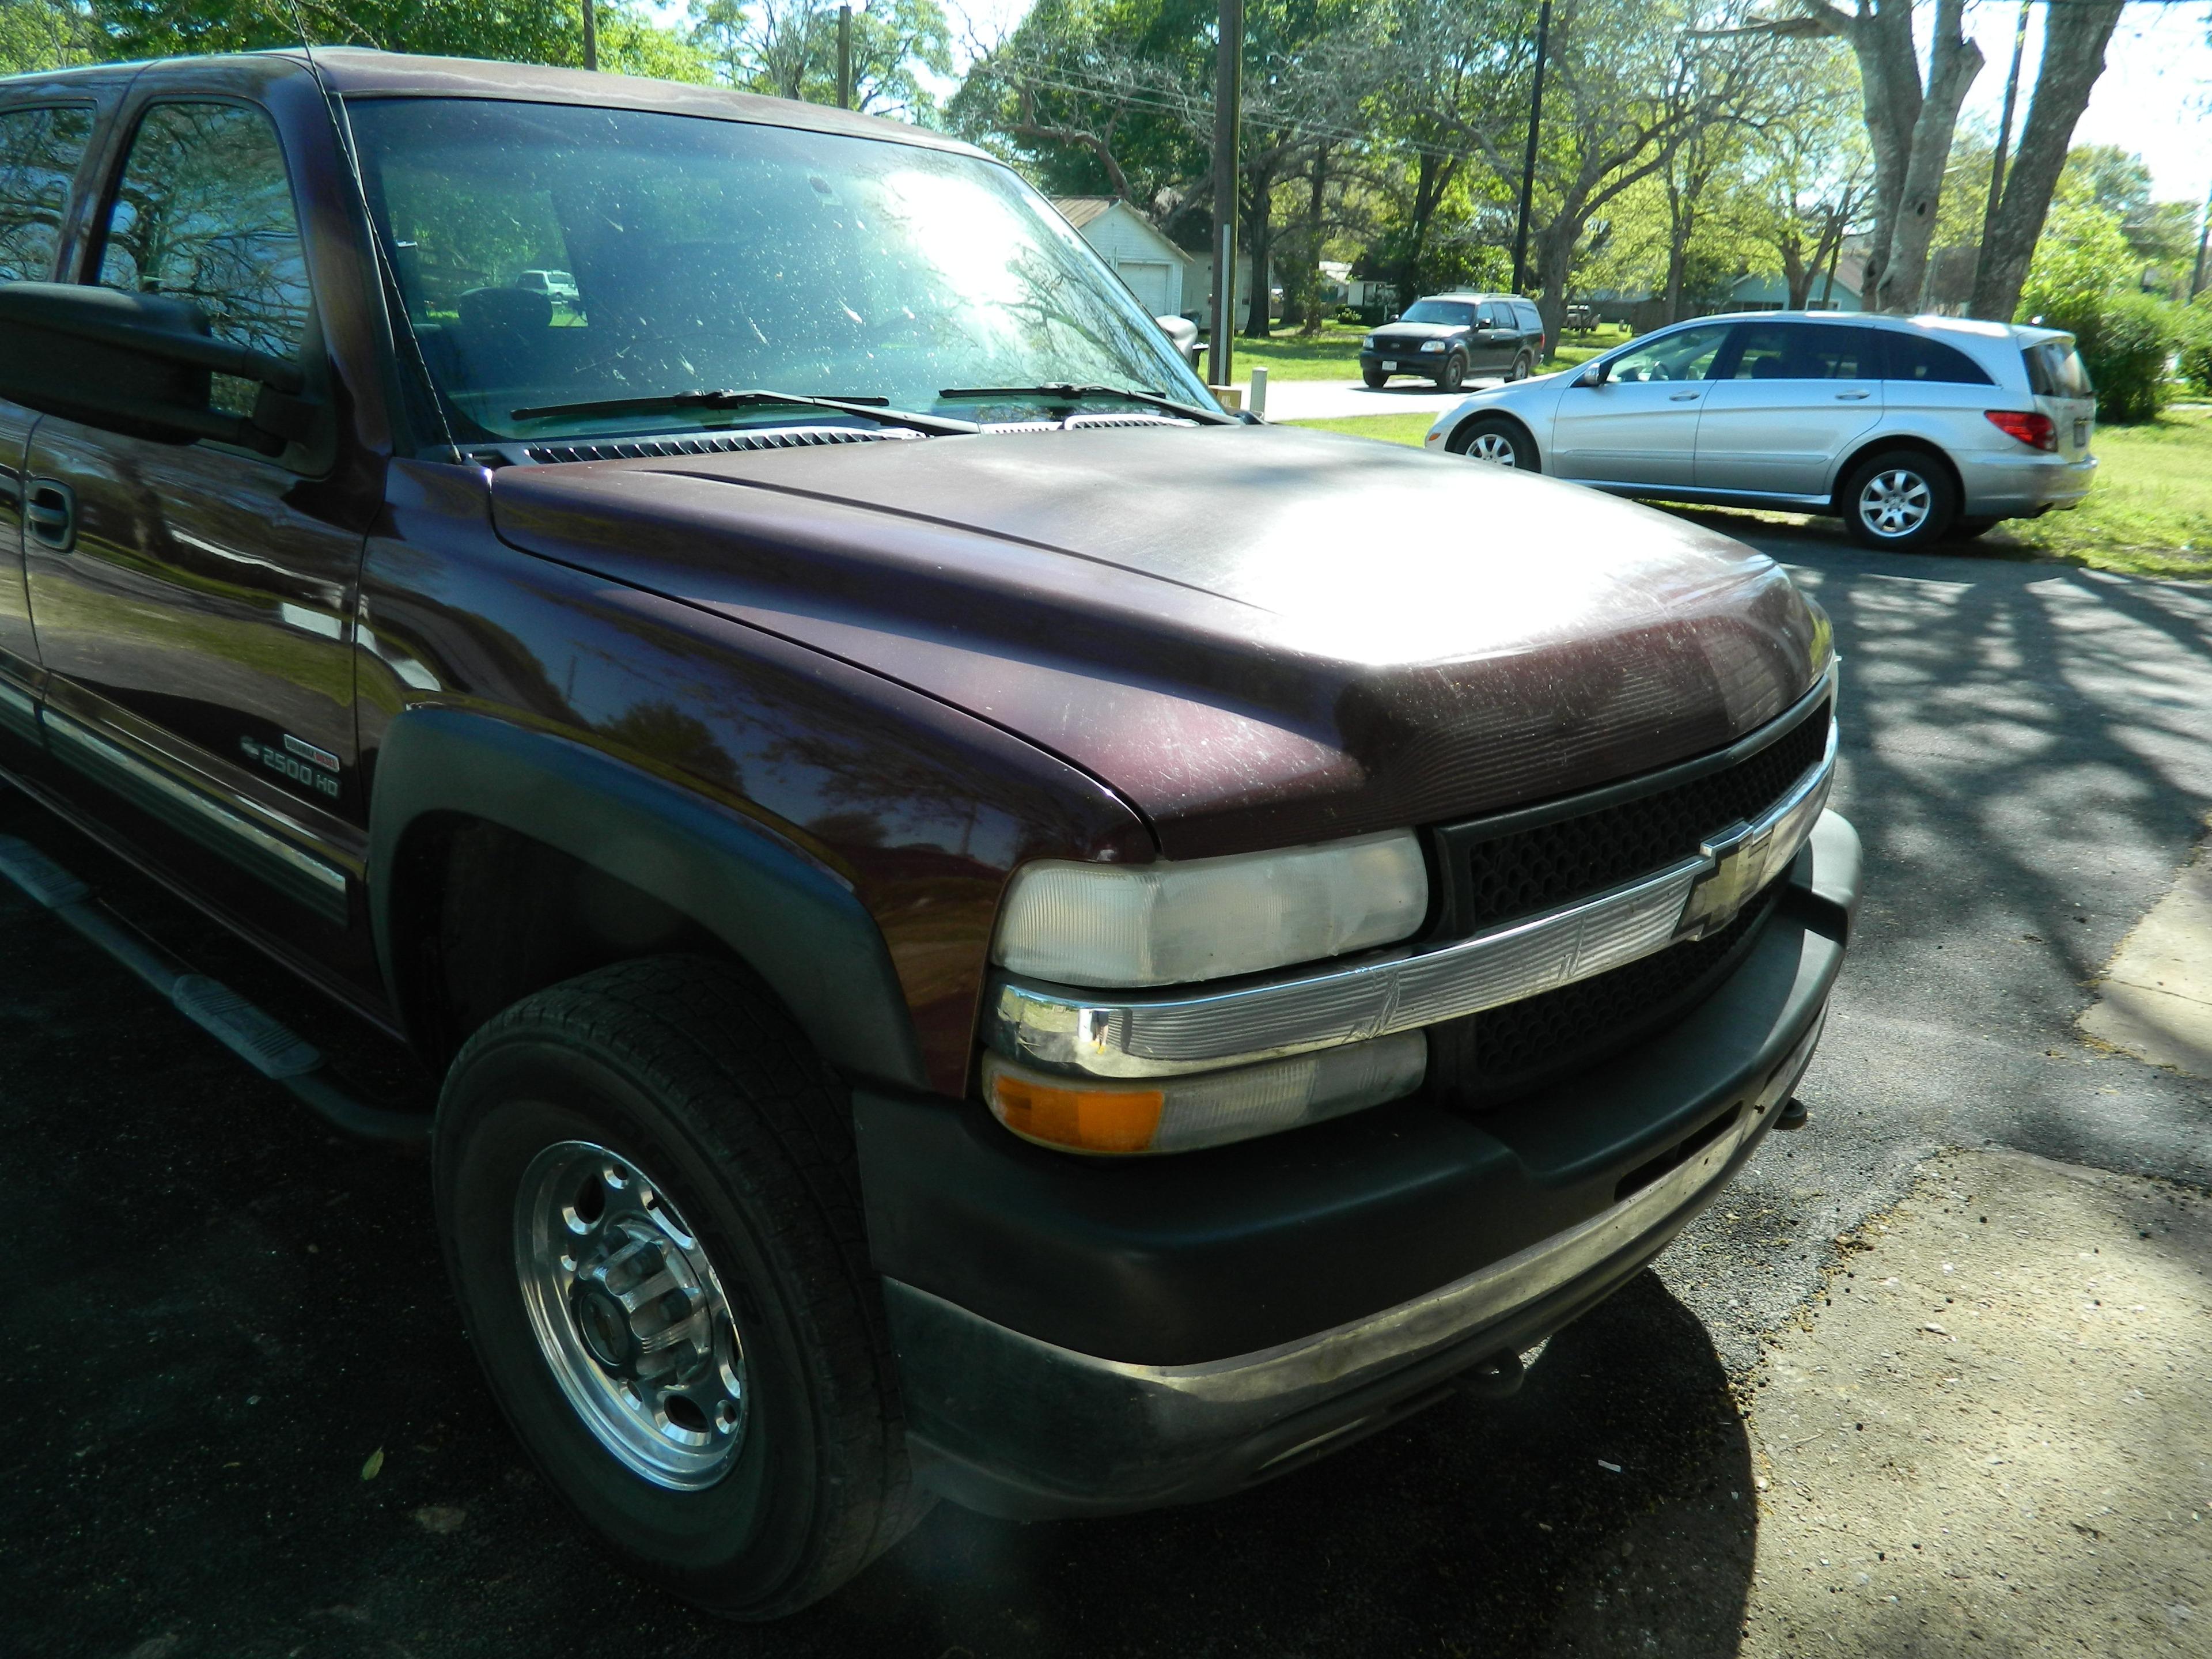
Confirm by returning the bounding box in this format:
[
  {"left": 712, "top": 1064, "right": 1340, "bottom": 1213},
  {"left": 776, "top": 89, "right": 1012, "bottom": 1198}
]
[
  {"left": 21, "top": 96, "right": 363, "bottom": 934},
  {"left": 0, "top": 100, "right": 98, "bottom": 733}
]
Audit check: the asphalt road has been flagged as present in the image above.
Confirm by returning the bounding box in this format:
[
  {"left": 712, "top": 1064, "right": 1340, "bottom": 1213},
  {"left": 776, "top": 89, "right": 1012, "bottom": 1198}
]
[{"left": 3, "top": 512, "right": 2210, "bottom": 1658}]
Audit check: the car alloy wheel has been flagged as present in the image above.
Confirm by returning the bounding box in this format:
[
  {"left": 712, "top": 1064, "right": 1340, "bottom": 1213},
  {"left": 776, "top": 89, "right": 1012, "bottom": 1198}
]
[
  {"left": 1857, "top": 467, "right": 1933, "bottom": 539},
  {"left": 1465, "top": 430, "right": 1520, "bottom": 465},
  {"left": 515, "top": 1139, "right": 749, "bottom": 1490}
]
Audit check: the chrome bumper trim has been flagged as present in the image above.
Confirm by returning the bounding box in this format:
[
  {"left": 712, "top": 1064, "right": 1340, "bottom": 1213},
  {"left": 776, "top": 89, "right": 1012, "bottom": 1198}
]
[{"left": 988, "top": 714, "right": 1836, "bottom": 1079}]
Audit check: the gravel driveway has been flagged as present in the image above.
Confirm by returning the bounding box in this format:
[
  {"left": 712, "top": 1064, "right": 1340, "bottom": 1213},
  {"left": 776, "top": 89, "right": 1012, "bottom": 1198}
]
[{"left": 2, "top": 515, "right": 2208, "bottom": 1657}]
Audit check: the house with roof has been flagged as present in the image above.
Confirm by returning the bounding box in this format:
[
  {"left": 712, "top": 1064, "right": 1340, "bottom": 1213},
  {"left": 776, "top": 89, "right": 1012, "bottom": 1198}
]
[{"left": 1051, "top": 197, "right": 1192, "bottom": 319}]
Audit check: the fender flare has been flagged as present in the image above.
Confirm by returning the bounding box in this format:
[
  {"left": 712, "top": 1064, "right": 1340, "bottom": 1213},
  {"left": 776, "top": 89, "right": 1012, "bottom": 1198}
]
[{"left": 367, "top": 707, "right": 929, "bottom": 1089}]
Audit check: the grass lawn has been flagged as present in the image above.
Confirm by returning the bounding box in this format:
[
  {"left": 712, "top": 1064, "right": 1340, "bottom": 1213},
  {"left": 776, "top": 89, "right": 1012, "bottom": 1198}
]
[
  {"left": 1225, "top": 321, "right": 1621, "bottom": 382},
  {"left": 1284, "top": 404, "right": 2212, "bottom": 582}
]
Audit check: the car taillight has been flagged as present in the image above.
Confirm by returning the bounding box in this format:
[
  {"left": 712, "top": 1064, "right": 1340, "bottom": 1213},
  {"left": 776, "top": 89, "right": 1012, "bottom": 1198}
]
[{"left": 1985, "top": 410, "right": 2056, "bottom": 452}]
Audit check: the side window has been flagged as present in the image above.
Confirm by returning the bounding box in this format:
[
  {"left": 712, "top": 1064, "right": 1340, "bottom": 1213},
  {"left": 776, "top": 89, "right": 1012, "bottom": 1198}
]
[
  {"left": 0, "top": 105, "right": 95, "bottom": 284},
  {"left": 1513, "top": 301, "right": 1541, "bottom": 334},
  {"left": 1881, "top": 332, "right": 1992, "bottom": 386},
  {"left": 1605, "top": 323, "right": 1732, "bottom": 384},
  {"left": 1727, "top": 323, "right": 1876, "bottom": 380},
  {"left": 96, "top": 103, "right": 312, "bottom": 414},
  {"left": 1727, "top": 323, "right": 1797, "bottom": 380}
]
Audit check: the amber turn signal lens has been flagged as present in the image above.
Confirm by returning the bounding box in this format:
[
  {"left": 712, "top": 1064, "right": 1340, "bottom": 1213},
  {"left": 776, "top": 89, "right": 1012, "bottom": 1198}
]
[{"left": 988, "top": 1071, "right": 1166, "bottom": 1154}]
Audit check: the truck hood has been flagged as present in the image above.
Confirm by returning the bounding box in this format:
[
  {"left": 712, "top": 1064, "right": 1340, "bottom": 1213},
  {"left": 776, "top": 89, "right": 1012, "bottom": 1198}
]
[{"left": 489, "top": 423, "right": 1826, "bottom": 858}]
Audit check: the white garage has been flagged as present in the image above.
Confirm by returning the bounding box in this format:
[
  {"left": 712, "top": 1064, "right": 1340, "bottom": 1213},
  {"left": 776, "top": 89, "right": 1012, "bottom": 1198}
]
[{"left": 1052, "top": 198, "right": 1191, "bottom": 319}]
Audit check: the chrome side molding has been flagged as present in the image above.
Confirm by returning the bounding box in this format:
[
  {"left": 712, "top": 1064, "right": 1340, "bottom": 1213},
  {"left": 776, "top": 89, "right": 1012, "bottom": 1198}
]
[{"left": 988, "top": 719, "right": 1836, "bottom": 1080}]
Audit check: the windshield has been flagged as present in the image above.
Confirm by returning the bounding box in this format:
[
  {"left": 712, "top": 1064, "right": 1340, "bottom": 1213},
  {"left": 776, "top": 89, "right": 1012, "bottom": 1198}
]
[
  {"left": 1397, "top": 301, "right": 1474, "bottom": 327},
  {"left": 347, "top": 98, "right": 1210, "bottom": 442}
]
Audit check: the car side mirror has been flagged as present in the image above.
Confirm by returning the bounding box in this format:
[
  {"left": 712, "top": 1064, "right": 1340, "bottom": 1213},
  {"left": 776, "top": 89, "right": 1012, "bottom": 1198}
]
[
  {"left": 1574, "top": 362, "right": 1607, "bottom": 388},
  {"left": 0, "top": 282, "right": 320, "bottom": 457},
  {"left": 1156, "top": 313, "right": 1200, "bottom": 368}
]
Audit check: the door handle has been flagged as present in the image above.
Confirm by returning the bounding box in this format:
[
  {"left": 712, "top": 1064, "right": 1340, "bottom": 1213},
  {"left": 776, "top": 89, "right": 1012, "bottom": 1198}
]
[
  {"left": 25, "top": 480, "right": 74, "bottom": 552},
  {"left": 1668, "top": 391, "right": 1700, "bottom": 402},
  {"left": 1835, "top": 391, "right": 1871, "bottom": 400}
]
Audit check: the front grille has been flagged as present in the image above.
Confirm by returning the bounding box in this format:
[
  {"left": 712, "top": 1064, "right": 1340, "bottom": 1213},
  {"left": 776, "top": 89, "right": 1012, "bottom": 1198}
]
[
  {"left": 1445, "top": 696, "right": 1828, "bottom": 935},
  {"left": 1427, "top": 880, "right": 1783, "bottom": 1109}
]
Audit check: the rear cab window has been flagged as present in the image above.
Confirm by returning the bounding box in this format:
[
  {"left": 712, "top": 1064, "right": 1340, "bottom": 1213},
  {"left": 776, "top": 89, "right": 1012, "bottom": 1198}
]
[{"left": 0, "top": 103, "right": 97, "bottom": 282}]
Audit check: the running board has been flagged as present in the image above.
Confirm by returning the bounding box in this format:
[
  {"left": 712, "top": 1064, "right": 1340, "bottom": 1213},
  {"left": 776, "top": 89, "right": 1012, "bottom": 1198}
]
[{"left": 0, "top": 833, "right": 430, "bottom": 1145}]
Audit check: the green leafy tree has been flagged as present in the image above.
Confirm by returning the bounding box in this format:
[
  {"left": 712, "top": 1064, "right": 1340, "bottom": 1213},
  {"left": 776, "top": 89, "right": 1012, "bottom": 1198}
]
[{"left": 690, "top": 0, "right": 951, "bottom": 119}]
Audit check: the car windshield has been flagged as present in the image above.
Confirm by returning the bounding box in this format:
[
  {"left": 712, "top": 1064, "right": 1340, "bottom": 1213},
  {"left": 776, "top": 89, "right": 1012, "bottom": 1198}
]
[
  {"left": 1398, "top": 301, "right": 1474, "bottom": 327},
  {"left": 346, "top": 98, "right": 1210, "bottom": 442}
]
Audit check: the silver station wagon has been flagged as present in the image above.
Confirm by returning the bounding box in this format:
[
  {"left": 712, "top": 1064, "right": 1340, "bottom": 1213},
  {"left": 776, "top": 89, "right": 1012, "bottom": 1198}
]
[{"left": 1425, "top": 311, "right": 2097, "bottom": 548}]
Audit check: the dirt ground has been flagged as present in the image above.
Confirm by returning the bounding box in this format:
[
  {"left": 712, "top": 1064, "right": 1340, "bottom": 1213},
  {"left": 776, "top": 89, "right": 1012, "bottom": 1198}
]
[{"left": 1726, "top": 1150, "right": 2205, "bottom": 1657}]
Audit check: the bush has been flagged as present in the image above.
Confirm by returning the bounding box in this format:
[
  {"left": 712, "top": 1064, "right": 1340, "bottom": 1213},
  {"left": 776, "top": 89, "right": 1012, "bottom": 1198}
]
[{"left": 2180, "top": 296, "right": 2212, "bottom": 397}]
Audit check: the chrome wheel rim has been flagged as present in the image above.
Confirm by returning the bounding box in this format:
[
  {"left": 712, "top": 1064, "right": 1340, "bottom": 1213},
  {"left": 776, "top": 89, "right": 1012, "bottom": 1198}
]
[
  {"left": 515, "top": 1141, "right": 748, "bottom": 1490},
  {"left": 1859, "top": 468, "right": 1931, "bottom": 538},
  {"left": 1465, "top": 431, "right": 1519, "bottom": 466}
]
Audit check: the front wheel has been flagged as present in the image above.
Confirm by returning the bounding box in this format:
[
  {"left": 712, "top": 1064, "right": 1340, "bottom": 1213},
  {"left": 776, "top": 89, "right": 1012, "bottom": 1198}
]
[
  {"left": 1448, "top": 416, "right": 1537, "bottom": 471},
  {"left": 433, "top": 957, "right": 923, "bottom": 1619},
  {"left": 1362, "top": 368, "right": 1388, "bottom": 389},
  {"left": 1439, "top": 353, "right": 1466, "bottom": 392},
  {"left": 1840, "top": 449, "right": 1957, "bottom": 549}
]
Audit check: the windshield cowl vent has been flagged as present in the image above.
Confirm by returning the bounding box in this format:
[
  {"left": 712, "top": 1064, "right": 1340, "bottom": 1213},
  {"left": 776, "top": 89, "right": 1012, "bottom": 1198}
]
[
  {"left": 984, "top": 412, "right": 1194, "bottom": 434},
  {"left": 522, "top": 425, "right": 919, "bottom": 465}
]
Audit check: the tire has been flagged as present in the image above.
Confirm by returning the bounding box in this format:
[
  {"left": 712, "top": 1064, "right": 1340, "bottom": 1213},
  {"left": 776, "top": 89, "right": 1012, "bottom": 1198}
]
[
  {"left": 1946, "top": 517, "right": 1999, "bottom": 541},
  {"left": 1362, "top": 368, "right": 1388, "bottom": 389},
  {"left": 1509, "top": 352, "right": 1533, "bottom": 382},
  {"left": 1839, "top": 449, "right": 1957, "bottom": 549},
  {"left": 1440, "top": 353, "right": 1466, "bottom": 393},
  {"left": 1447, "top": 415, "right": 1537, "bottom": 471},
  {"left": 433, "top": 956, "right": 925, "bottom": 1619}
]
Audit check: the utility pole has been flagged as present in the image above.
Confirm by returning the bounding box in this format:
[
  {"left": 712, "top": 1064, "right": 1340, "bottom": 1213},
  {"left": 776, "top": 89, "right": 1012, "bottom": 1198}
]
[
  {"left": 1971, "top": 0, "right": 2032, "bottom": 314},
  {"left": 2193, "top": 177, "right": 2211, "bottom": 300},
  {"left": 838, "top": 5, "right": 853, "bottom": 110},
  {"left": 1509, "top": 0, "right": 1552, "bottom": 296},
  {"left": 581, "top": 0, "right": 597, "bottom": 71},
  {"left": 1208, "top": 0, "right": 1244, "bottom": 389}
]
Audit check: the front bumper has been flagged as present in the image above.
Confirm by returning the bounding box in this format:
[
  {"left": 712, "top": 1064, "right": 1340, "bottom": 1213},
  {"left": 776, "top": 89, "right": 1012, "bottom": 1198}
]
[
  {"left": 858, "top": 812, "right": 1861, "bottom": 1520},
  {"left": 1361, "top": 349, "right": 1449, "bottom": 380},
  {"left": 1956, "top": 449, "right": 2097, "bottom": 516}
]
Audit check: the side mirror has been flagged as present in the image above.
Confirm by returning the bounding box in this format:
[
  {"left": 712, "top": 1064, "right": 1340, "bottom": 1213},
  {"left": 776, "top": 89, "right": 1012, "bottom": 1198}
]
[
  {"left": 0, "top": 282, "right": 318, "bottom": 456},
  {"left": 1156, "top": 313, "right": 1201, "bottom": 368},
  {"left": 1573, "top": 362, "right": 1607, "bottom": 388}
]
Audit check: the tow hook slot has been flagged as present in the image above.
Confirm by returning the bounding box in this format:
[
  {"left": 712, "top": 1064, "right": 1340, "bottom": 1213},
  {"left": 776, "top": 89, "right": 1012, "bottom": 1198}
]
[{"left": 1613, "top": 1103, "right": 1744, "bottom": 1204}]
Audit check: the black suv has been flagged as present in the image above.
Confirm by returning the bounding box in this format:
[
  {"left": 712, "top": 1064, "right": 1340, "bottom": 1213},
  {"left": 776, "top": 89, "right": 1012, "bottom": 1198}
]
[{"left": 1362, "top": 293, "right": 1546, "bottom": 390}]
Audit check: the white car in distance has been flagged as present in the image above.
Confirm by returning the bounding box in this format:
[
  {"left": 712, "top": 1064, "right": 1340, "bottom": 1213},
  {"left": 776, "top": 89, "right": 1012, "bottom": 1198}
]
[{"left": 1424, "top": 311, "right": 2097, "bottom": 548}]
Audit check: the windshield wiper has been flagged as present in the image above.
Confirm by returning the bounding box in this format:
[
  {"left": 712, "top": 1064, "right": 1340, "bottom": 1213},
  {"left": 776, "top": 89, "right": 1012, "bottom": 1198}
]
[
  {"left": 509, "top": 388, "right": 980, "bottom": 437},
  {"left": 937, "top": 384, "right": 1239, "bottom": 426}
]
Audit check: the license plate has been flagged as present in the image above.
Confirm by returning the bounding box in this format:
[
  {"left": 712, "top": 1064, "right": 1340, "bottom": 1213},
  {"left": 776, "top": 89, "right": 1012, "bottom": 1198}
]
[
  {"left": 2074, "top": 419, "right": 2089, "bottom": 446},
  {"left": 1381, "top": 361, "right": 1396, "bottom": 371}
]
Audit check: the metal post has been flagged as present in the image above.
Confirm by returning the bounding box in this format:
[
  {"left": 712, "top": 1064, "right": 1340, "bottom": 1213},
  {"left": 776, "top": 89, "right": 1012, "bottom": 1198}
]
[
  {"left": 1208, "top": 0, "right": 1244, "bottom": 389},
  {"left": 581, "top": 0, "right": 598, "bottom": 71},
  {"left": 1971, "top": 0, "right": 2031, "bottom": 312},
  {"left": 1509, "top": 0, "right": 1552, "bottom": 296},
  {"left": 838, "top": 6, "right": 853, "bottom": 111}
]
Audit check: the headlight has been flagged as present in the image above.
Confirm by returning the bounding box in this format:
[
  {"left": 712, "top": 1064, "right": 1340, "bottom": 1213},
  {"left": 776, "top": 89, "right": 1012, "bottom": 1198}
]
[
  {"left": 1362, "top": 335, "right": 1376, "bottom": 350},
  {"left": 982, "top": 1033, "right": 1426, "bottom": 1156},
  {"left": 1421, "top": 339, "right": 1446, "bottom": 353},
  {"left": 991, "top": 830, "right": 1429, "bottom": 989}
]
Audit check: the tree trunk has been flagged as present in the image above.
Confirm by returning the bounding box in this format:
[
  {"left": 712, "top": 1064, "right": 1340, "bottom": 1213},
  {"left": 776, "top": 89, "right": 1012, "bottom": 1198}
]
[
  {"left": 1535, "top": 221, "right": 1574, "bottom": 351},
  {"left": 1243, "top": 160, "right": 1277, "bottom": 338},
  {"left": 1295, "top": 143, "right": 1329, "bottom": 336},
  {"left": 1662, "top": 176, "right": 1691, "bottom": 324},
  {"left": 1783, "top": 238, "right": 1810, "bottom": 309},
  {"left": 1868, "top": 0, "right": 1980, "bottom": 311},
  {"left": 1968, "top": 0, "right": 2126, "bottom": 323}
]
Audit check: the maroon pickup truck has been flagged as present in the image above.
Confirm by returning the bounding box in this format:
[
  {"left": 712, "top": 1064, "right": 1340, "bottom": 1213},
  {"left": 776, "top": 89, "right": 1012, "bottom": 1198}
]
[{"left": 0, "top": 51, "right": 1857, "bottom": 1618}]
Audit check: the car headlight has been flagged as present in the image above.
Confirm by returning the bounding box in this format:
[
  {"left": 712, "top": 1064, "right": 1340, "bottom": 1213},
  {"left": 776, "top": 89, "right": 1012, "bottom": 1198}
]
[
  {"left": 991, "top": 830, "right": 1430, "bottom": 989},
  {"left": 1421, "top": 339, "right": 1445, "bottom": 353},
  {"left": 1362, "top": 335, "right": 1377, "bottom": 350}
]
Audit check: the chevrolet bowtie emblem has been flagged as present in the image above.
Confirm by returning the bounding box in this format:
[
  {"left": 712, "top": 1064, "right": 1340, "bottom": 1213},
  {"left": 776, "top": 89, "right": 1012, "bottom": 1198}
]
[{"left": 1678, "top": 819, "right": 1773, "bottom": 940}]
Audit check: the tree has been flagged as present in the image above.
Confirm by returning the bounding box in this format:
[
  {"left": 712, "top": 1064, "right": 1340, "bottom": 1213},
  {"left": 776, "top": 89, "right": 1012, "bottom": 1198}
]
[
  {"left": 1, "top": 0, "right": 96, "bottom": 73},
  {"left": 1968, "top": 0, "right": 2126, "bottom": 323},
  {"left": 690, "top": 0, "right": 951, "bottom": 118}
]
